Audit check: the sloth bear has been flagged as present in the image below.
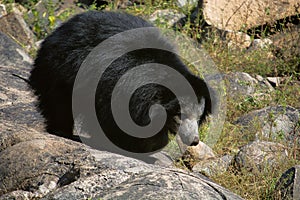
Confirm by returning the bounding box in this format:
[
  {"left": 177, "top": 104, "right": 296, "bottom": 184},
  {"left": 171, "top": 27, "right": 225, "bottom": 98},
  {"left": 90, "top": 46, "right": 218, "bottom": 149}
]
[{"left": 29, "top": 11, "right": 213, "bottom": 153}]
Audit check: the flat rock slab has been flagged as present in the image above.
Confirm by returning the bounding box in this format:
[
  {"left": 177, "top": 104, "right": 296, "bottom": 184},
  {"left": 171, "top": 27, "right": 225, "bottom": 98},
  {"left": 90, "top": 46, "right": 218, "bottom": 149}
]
[{"left": 203, "top": 0, "right": 300, "bottom": 31}]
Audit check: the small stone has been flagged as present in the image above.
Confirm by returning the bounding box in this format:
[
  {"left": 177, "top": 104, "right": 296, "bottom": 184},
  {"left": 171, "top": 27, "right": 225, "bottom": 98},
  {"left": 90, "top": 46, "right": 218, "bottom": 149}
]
[
  {"left": 186, "top": 141, "right": 216, "bottom": 160},
  {"left": 177, "top": 0, "right": 198, "bottom": 8},
  {"left": 0, "top": 4, "right": 7, "bottom": 18},
  {"left": 149, "top": 9, "right": 185, "bottom": 27},
  {"left": 193, "top": 155, "right": 233, "bottom": 177},
  {"left": 266, "top": 77, "right": 280, "bottom": 87},
  {"left": 249, "top": 38, "right": 273, "bottom": 50},
  {"left": 226, "top": 31, "right": 251, "bottom": 49}
]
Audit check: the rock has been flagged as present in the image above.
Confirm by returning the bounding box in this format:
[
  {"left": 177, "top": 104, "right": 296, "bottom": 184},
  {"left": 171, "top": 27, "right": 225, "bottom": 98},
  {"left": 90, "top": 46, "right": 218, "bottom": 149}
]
[
  {"left": 149, "top": 151, "right": 174, "bottom": 167},
  {"left": 176, "top": 134, "right": 215, "bottom": 161},
  {"left": 34, "top": 39, "right": 43, "bottom": 49},
  {"left": 0, "top": 32, "right": 44, "bottom": 152},
  {"left": 0, "top": 191, "right": 36, "bottom": 200},
  {"left": 203, "top": 0, "right": 300, "bottom": 31},
  {"left": 266, "top": 77, "right": 281, "bottom": 87},
  {"left": 248, "top": 38, "right": 273, "bottom": 51},
  {"left": 177, "top": 135, "right": 216, "bottom": 171},
  {"left": 0, "top": 7, "right": 35, "bottom": 50},
  {"left": 0, "top": 24, "right": 244, "bottom": 200},
  {"left": 186, "top": 141, "right": 216, "bottom": 161},
  {"left": 193, "top": 155, "right": 234, "bottom": 177},
  {"left": 233, "top": 141, "right": 288, "bottom": 173},
  {"left": 273, "top": 165, "right": 300, "bottom": 200},
  {"left": 0, "top": 32, "right": 33, "bottom": 73},
  {"left": 235, "top": 105, "right": 300, "bottom": 146},
  {"left": 224, "top": 72, "right": 273, "bottom": 99},
  {"left": 0, "top": 4, "right": 7, "bottom": 18},
  {"left": 0, "top": 125, "right": 245, "bottom": 200},
  {"left": 226, "top": 31, "right": 251, "bottom": 49},
  {"left": 177, "top": 0, "right": 198, "bottom": 8},
  {"left": 149, "top": 9, "right": 185, "bottom": 27},
  {"left": 0, "top": 31, "right": 32, "bottom": 72}
]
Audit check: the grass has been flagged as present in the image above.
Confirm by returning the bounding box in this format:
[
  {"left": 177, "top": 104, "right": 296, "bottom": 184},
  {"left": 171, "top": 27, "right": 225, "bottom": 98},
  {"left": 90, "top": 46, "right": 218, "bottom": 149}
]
[{"left": 2, "top": 0, "right": 299, "bottom": 199}]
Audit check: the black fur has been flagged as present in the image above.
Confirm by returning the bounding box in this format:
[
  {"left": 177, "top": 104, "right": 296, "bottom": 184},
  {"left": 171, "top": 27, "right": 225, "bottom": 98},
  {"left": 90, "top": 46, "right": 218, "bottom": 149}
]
[{"left": 29, "top": 11, "right": 212, "bottom": 153}]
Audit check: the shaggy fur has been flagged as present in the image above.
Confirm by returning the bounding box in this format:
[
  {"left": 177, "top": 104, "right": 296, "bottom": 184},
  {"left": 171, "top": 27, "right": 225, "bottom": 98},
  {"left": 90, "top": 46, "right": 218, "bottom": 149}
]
[{"left": 29, "top": 11, "right": 212, "bottom": 153}]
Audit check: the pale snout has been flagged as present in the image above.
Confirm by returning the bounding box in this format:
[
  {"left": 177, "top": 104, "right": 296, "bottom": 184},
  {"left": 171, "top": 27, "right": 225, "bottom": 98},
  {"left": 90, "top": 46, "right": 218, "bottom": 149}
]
[{"left": 178, "top": 119, "right": 200, "bottom": 146}]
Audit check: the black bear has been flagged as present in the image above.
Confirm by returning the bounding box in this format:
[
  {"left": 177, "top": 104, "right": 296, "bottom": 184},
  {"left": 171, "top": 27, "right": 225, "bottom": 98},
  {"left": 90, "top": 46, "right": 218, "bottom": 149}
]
[{"left": 29, "top": 11, "right": 213, "bottom": 153}]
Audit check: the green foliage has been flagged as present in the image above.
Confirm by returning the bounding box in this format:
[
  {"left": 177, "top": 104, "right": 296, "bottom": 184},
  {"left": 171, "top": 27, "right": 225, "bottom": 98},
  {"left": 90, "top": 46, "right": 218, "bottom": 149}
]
[{"left": 22, "top": 0, "right": 76, "bottom": 39}]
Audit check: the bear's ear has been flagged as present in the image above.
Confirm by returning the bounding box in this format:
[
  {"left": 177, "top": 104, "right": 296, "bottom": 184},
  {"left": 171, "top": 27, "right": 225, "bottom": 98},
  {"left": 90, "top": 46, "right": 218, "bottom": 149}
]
[
  {"left": 187, "top": 74, "right": 215, "bottom": 123},
  {"left": 198, "top": 97, "right": 206, "bottom": 116}
]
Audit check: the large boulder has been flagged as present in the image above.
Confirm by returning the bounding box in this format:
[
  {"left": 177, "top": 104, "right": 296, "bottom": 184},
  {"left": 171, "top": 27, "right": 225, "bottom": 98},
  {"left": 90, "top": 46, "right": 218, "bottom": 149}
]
[
  {"left": 235, "top": 105, "right": 300, "bottom": 146},
  {"left": 232, "top": 141, "right": 288, "bottom": 173},
  {"left": 223, "top": 72, "right": 273, "bottom": 99},
  {"left": 203, "top": 0, "right": 300, "bottom": 31}
]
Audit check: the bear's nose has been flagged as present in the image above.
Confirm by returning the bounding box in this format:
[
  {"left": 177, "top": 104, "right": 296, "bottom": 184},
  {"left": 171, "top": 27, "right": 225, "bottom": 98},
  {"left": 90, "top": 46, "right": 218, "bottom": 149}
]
[{"left": 190, "top": 136, "right": 199, "bottom": 146}]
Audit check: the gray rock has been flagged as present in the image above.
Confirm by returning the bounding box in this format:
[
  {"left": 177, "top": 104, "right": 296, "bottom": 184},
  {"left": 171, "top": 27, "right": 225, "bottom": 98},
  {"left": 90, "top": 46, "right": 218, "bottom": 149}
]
[
  {"left": 226, "top": 31, "right": 251, "bottom": 49},
  {"left": 0, "top": 7, "right": 35, "bottom": 50},
  {"left": 149, "top": 151, "right": 174, "bottom": 167},
  {"left": 233, "top": 141, "right": 288, "bottom": 173},
  {"left": 0, "top": 190, "right": 36, "bottom": 200},
  {"left": 177, "top": 0, "right": 198, "bottom": 8},
  {"left": 42, "top": 148, "right": 243, "bottom": 200},
  {"left": 185, "top": 141, "right": 216, "bottom": 160},
  {"left": 273, "top": 165, "right": 300, "bottom": 200},
  {"left": 149, "top": 9, "right": 185, "bottom": 27},
  {"left": 266, "top": 77, "right": 281, "bottom": 87},
  {"left": 0, "top": 31, "right": 32, "bottom": 68},
  {"left": 0, "top": 32, "right": 42, "bottom": 136},
  {"left": 0, "top": 4, "right": 7, "bottom": 18},
  {"left": 176, "top": 134, "right": 215, "bottom": 161},
  {"left": 235, "top": 105, "right": 300, "bottom": 146},
  {"left": 0, "top": 129, "right": 245, "bottom": 199},
  {"left": 224, "top": 72, "right": 273, "bottom": 99},
  {"left": 248, "top": 38, "right": 273, "bottom": 51},
  {"left": 193, "top": 155, "right": 234, "bottom": 177}
]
